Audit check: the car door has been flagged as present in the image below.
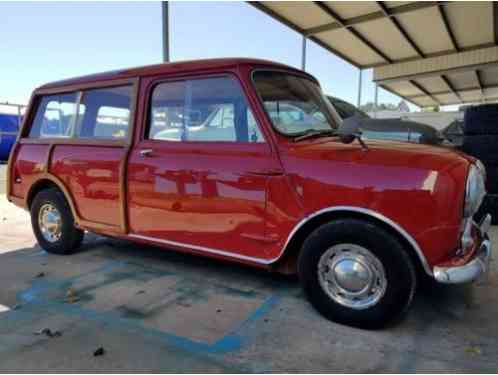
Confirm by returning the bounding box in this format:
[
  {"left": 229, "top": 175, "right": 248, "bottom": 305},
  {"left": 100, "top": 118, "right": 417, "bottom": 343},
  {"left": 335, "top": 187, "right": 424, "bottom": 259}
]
[{"left": 127, "top": 74, "right": 282, "bottom": 261}]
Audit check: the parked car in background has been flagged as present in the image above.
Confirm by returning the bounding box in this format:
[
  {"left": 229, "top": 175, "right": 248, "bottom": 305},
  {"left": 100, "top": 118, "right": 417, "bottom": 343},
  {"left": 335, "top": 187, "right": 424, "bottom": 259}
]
[
  {"left": 0, "top": 113, "right": 21, "bottom": 162},
  {"left": 327, "top": 96, "right": 446, "bottom": 145},
  {"left": 327, "top": 96, "right": 369, "bottom": 120},
  {"left": 441, "top": 119, "right": 464, "bottom": 147},
  {"left": 8, "top": 58, "right": 491, "bottom": 329}
]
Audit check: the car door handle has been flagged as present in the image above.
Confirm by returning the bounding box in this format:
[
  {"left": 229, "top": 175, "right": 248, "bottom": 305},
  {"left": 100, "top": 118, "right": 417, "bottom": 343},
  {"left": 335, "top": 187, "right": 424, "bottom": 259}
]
[
  {"left": 140, "top": 149, "right": 153, "bottom": 157},
  {"left": 245, "top": 169, "right": 284, "bottom": 176}
]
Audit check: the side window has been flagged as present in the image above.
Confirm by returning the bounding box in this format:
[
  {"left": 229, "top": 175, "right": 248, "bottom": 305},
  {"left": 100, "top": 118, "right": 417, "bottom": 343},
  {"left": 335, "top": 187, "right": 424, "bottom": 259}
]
[
  {"left": 149, "top": 76, "right": 265, "bottom": 143},
  {"left": 149, "top": 81, "right": 186, "bottom": 141},
  {"left": 77, "top": 86, "right": 132, "bottom": 140},
  {"left": 29, "top": 93, "right": 78, "bottom": 138}
]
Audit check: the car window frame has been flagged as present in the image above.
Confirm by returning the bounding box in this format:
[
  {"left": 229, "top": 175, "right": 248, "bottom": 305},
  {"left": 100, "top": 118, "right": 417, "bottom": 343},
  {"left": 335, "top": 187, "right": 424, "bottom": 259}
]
[
  {"left": 21, "top": 78, "right": 139, "bottom": 147},
  {"left": 143, "top": 72, "right": 267, "bottom": 145},
  {"left": 250, "top": 68, "right": 341, "bottom": 139}
]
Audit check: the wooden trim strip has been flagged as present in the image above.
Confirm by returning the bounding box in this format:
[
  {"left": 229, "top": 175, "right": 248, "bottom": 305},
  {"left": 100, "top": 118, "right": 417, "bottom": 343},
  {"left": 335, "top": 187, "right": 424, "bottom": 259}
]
[{"left": 18, "top": 138, "right": 127, "bottom": 147}]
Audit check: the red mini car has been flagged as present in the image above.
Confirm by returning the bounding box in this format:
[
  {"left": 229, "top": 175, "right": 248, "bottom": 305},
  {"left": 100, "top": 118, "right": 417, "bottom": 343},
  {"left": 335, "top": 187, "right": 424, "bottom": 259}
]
[{"left": 7, "top": 58, "right": 492, "bottom": 328}]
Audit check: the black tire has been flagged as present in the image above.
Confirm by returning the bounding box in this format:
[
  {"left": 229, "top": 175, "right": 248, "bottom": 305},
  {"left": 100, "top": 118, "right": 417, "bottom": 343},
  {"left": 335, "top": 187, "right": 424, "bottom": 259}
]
[
  {"left": 298, "top": 219, "right": 417, "bottom": 329},
  {"left": 31, "top": 188, "right": 84, "bottom": 254},
  {"left": 464, "top": 104, "right": 498, "bottom": 135}
]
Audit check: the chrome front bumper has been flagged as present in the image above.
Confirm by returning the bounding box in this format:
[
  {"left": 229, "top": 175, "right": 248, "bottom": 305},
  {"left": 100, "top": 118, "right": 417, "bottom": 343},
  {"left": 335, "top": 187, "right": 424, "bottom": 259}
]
[{"left": 434, "top": 214, "right": 492, "bottom": 284}]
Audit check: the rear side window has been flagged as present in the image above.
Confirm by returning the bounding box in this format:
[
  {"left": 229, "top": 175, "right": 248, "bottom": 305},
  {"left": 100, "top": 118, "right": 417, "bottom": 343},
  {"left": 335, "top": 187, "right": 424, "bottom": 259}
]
[
  {"left": 77, "top": 86, "right": 132, "bottom": 139},
  {"left": 28, "top": 85, "right": 133, "bottom": 140},
  {"left": 29, "top": 93, "right": 78, "bottom": 138},
  {"left": 148, "top": 76, "right": 264, "bottom": 143}
]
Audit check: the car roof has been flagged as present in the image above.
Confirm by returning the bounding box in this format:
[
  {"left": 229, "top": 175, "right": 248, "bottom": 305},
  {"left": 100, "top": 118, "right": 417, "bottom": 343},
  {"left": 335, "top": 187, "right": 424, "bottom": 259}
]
[{"left": 37, "top": 58, "right": 310, "bottom": 91}]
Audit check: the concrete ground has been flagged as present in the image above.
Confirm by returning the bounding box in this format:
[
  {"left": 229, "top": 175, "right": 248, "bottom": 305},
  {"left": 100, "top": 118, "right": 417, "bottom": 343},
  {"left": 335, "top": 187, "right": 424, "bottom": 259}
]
[
  {"left": 1, "top": 181, "right": 498, "bottom": 372},
  {"left": 0, "top": 164, "right": 6, "bottom": 195}
]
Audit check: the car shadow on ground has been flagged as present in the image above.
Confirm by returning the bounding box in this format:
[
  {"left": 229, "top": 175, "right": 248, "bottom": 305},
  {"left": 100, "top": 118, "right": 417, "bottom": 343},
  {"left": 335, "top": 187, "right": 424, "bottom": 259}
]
[{"left": 3, "top": 233, "right": 479, "bottom": 328}]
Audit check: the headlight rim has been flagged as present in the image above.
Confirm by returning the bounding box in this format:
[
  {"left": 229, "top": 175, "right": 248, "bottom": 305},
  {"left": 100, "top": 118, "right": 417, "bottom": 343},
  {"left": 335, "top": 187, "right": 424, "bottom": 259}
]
[{"left": 463, "top": 163, "right": 486, "bottom": 218}]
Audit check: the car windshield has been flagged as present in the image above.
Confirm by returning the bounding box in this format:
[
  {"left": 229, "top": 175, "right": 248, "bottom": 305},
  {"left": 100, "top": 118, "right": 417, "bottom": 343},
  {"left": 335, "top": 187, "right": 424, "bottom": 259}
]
[{"left": 252, "top": 71, "right": 339, "bottom": 136}]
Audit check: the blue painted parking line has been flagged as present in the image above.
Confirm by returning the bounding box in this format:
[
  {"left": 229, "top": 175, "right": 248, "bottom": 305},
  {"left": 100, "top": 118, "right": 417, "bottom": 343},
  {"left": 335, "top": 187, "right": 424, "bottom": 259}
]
[{"left": 11, "top": 259, "right": 280, "bottom": 355}]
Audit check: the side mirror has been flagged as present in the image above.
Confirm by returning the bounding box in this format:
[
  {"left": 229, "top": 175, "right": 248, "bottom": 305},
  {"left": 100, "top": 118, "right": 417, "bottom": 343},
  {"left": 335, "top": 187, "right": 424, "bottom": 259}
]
[
  {"left": 337, "top": 115, "right": 368, "bottom": 150},
  {"left": 337, "top": 115, "right": 363, "bottom": 143}
]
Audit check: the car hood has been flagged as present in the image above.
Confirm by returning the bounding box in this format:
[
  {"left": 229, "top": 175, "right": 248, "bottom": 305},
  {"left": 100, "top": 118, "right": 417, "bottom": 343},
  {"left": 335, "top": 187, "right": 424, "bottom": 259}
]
[{"left": 283, "top": 137, "right": 473, "bottom": 173}]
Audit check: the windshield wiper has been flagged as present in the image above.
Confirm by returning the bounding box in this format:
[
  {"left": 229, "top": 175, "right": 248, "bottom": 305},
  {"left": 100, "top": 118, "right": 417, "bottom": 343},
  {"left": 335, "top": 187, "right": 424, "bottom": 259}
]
[{"left": 293, "top": 129, "right": 337, "bottom": 142}]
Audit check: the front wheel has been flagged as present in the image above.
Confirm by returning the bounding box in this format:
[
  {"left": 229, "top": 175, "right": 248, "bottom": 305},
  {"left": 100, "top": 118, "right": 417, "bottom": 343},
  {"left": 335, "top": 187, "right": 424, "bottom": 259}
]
[
  {"left": 31, "top": 188, "right": 84, "bottom": 254},
  {"left": 298, "top": 219, "right": 417, "bottom": 329}
]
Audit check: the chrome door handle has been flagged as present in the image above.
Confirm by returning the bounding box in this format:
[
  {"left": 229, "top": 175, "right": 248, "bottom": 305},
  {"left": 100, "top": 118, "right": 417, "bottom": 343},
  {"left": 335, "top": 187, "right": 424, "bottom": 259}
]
[{"left": 140, "top": 149, "right": 153, "bottom": 157}]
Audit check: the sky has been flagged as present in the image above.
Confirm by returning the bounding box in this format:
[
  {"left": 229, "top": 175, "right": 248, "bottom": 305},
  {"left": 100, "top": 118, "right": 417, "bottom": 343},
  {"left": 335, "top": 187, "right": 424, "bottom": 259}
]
[{"left": 0, "top": 1, "right": 412, "bottom": 111}]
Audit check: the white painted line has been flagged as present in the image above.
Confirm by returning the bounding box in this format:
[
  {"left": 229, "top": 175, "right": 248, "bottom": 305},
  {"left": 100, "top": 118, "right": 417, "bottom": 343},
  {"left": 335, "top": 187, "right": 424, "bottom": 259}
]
[{"left": 0, "top": 304, "right": 10, "bottom": 313}]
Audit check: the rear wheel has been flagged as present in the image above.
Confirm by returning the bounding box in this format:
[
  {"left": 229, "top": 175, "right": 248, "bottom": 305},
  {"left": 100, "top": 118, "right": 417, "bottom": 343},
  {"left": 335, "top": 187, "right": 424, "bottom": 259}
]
[
  {"left": 298, "top": 219, "right": 417, "bottom": 329},
  {"left": 31, "top": 188, "right": 84, "bottom": 254}
]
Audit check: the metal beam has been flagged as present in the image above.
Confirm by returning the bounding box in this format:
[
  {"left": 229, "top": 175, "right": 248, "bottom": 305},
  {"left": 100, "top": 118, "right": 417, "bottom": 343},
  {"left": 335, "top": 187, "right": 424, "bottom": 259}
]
[
  {"left": 374, "top": 84, "right": 379, "bottom": 118},
  {"left": 440, "top": 75, "right": 462, "bottom": 102},
  {"left": 404, "top": 83, "right": 498, "bottom": 99},
  {"left": 301, "top": 36, "right": 307, "bottom": 71},
  {"left": 409, "top": 80, "right": 440, "bottom": 105},
  {"left": 313, "top": 2, "right": 392, "bottom": 63},
  {"left": 357, "top": 69, "right": 363, "bottom": 107},
  {"left": 370, "top": 42, "right": 496, "bottom": 69},
  {"left": 382, "top": 84, "right": 498, "bottom": 107},
  {"left": 376, "top": 1, "right": 425, "bottom": 58},
  {"left": 475, "top": 70, "right": 485, "bottom": 100},
  {"left": 437, "top": 3, "right": 459, "bottom": 52},
  {"left": 162, "top": 1, "right": 170, "bottom": 62},
  {"left": 304, "top": 2, "right": 442, "bottom": 36},
  {"left": 374, "top": 45, "right": 498, "bottom": 84},
  {"left": 248, "top": 1, "right": 360, "bottom": 68}
]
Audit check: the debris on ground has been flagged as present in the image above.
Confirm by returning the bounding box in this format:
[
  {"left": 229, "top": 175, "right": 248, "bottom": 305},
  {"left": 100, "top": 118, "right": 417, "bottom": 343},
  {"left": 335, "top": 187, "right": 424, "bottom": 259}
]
[
  {"left": 465, "top": 346, "right": 482, "bottom": 355},
  {"left": 35, "top": 272, "right": 45, "bottom": 278},
  {"left": 93, "top": 347, "right": 105, "bottom": 357},
  {"left": 136, "top": 290, "right": 146, "bottom": 295},
  {"left": 216, "top": 308, "right": 222, "bottom": 313},
  {"left": 34, "top": 328, "right": 62, "bottom": 338},
  {"left": 65, "top": 287, "right": 80, "bottom": 304}
]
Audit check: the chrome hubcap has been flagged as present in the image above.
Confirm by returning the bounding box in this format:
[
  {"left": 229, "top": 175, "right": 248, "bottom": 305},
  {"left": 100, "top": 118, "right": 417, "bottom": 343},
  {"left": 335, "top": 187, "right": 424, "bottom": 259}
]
[
  {"left": 318, "top": 244, "right": 387, "bottom": 310},
  {"left": 38, "top": 203, "right": 62, "bottom": 243}
]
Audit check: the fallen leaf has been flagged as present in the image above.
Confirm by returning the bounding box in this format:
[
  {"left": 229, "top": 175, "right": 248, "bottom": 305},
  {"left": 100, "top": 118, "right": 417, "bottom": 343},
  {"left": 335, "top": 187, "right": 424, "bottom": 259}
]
[
  {"left": 65, "top": 288, "right": 80, "bottom": 304},
  {"left": 465, "top": 346, "right": 482, "bottom": 355}
]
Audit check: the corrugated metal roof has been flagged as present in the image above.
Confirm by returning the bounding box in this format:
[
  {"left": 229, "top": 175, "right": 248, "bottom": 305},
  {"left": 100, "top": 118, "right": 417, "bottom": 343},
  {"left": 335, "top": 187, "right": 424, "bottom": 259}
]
[{"left": 250, "top": 1, "right": 498, "bottom": 107}]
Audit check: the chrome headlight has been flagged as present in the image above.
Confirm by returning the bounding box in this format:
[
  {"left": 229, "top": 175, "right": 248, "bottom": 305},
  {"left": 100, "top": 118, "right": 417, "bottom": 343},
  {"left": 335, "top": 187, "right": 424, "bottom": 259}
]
[
  {"left": 475, "top": 159, "right": 486, "bottom": 181},
  {"left": 463, "top": 163, "right": 486, "bottom": 218}
]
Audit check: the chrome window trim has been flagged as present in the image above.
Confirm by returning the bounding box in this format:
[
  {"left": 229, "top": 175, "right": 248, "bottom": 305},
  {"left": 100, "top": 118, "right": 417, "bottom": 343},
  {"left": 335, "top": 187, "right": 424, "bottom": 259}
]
[
  {"left": 128, "top": 206, "right": 432, "bottom": 276},
  {"left": 128, "top": 234, "right": 272, "bottom": 264}
]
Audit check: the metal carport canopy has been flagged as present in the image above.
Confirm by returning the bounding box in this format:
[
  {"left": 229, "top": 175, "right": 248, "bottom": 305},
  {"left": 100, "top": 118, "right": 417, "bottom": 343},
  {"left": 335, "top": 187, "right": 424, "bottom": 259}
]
[{"left": 249, "top": 1, "right": 498, "bottom": 107}]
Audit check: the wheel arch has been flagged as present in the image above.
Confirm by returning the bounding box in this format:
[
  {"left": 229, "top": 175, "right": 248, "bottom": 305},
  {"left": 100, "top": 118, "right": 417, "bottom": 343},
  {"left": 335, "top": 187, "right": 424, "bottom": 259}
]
[
  {"left": 272, "top": 206, "right": 432, "bottom": 277},
  {"left": 26, "top": 175, "right": 79, "bottom": 223}
]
